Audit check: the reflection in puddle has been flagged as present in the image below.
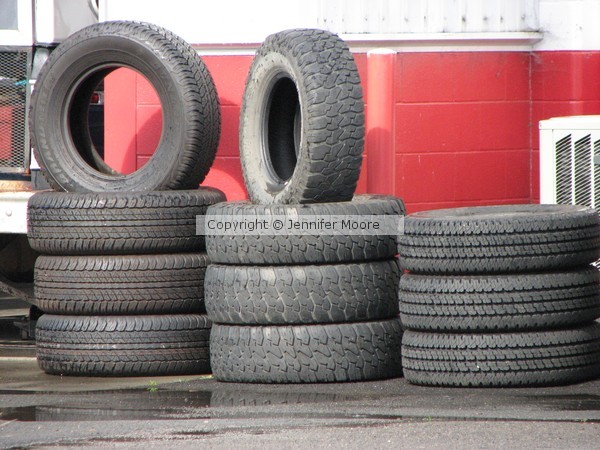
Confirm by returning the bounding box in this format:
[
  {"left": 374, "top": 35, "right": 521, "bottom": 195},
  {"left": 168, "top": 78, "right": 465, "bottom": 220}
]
[{"left": 0, "top": 389, "right": 360, "bottom": 422}]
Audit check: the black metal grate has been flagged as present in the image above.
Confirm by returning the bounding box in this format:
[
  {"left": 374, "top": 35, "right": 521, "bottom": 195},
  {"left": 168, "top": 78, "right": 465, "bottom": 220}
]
[
  {"left": 555, "top": 134, "right": 572, "bottom": 205},
  {"left": 0, "top": 50, "right": 28, "bottom": 171},
  {"left": 554, "top": 133, "right": 600, "bottom": 208}
]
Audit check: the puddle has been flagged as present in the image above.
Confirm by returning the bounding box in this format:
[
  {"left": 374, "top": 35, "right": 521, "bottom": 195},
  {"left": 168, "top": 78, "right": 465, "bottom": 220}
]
[{"left": 0, "top": 389, "right": 360, "bottom": 422}]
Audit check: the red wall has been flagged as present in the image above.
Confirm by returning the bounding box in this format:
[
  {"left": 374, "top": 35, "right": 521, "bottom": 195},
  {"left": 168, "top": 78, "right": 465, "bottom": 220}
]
[{"left": 104, "top": 50, "right": 600, "bottom": 213}]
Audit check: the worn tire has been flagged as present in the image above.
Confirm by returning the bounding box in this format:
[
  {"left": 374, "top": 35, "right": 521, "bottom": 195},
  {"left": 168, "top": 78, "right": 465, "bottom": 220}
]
[
  {"left": 205, "top": 195, "right": 405, "bottom": 264},
  {"left": 30, "top": 21, "right": 220, "bottom": 192},
  {"left": 35, "top": 254, "right": 209, "bottom": 315},
  {"left": 210, "top": 319, "right": 403, "bottom": 383},
  {"left": 205, "top": 259, "right": 400, "bottom": 325},
  {"left": 399, "top": 204, "right": 600, "bottom": 274},
  {"left": 27, "top": 189, "right": 225, "bottom": 255},
  {"left": 36, "top": 314, "right": 211, "bottom": 376},
  {"left": 402, "top": 323, "right": 600, "bottom": 387},
  {"left": 240, "top": 29, "right": 364, "bottom": 204},
  {"left": 399, "top": 268, "right": 600, "bottom": 332}
]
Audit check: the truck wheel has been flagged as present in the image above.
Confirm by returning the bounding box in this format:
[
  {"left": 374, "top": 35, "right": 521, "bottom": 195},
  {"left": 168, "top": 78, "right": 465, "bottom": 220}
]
[
  {"left": 240, "top": 29, "right": 364, "bottom": 204},
  {"left": 204, "top": 195, "right": 405, "bottom": 264},
  {"left": 399, "top": 204, "right": 600, "bottom": 274},
  {"left": 36, "top": 314, "right": 212, "bottom": 376},
  {"left": 205, "top": 259, "right": 400, "bottom": 325},
  {"left": 210, "top": 318, "right": 403, "bottom": 383},
  {"left": 399, "top": 267, "right": 600, "bottom": 332},
  {"left": 402, "top": 323, "right": 600, "bottom": 387},
  {"left": 30, "top": 21, "right": 220, "bottom": 192},
  {"left": 27, "top": 189, "right": 225, "bottom": 255},
  {"left": 35, "top": 254, "right": 209, "bottom": 315}
]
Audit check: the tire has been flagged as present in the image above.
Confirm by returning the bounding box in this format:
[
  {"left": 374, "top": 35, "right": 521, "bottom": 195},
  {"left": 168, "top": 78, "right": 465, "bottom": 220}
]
[
  {"left": 210, "top": 318, "right": 403, "bottom": 383},
  {"left": 399, "top": 204, "right": 600, "bottom": 274},
  {"left": 30, "top": 21, "right": 220, "bottom": 192},
  {"left": 399, "top": 268, "right": 600, "bottom": 332},
  {"left": 35, "top": 254, "right": 209, "bottom": 315},
  {"left": 205, "top": 259, "right": 400, "bottom": 325},
  {"left": 205, "top": 195, "right": 405, "bottom": 264},
  {"left": 402, "top": 323, "right": 600, "bottom": 387},
  {"left": 36, "top": 314, "right": 211, "bottom": 376},
  {"left": 27, "top": 189, "right": 225, "bottom": 255},
  {"left": 240, "top": 29, "right": 364, "bottom": 204}
]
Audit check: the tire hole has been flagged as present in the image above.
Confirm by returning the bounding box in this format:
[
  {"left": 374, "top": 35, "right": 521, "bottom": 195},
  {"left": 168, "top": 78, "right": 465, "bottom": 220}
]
[
  {"left": 266, "top": 77, "right": 300, "bottom": 183},
  {"left": 68, "top": 67, "right": 163, "bottom": 176}
]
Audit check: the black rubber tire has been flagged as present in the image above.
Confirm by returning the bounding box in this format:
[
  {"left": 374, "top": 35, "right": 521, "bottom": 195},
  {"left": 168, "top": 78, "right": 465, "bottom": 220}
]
[
  {"left": 27, "top": 189, "right": 225, "bottom": 255},
  {"left": 210, "top": 318, "right": 403, "bottom": 383},
  {"left": 402, "top": 323, "right": 600, "bottom": 387},
  {"left": 205, "top": 195, "right": 405, "bottom": 264},
  {"left": 399, "top": 204, "right": 600, "bottom": 274},
  {"left": 36, "top": 314, "right": 211, "bottom": 377},
  {"left": 30, "top": 21, "right": 220, "bottom": 192},
  {"left": 35, "top": 254, "right": 209, "bottom": 315},
  {"left": 240, "top": 29, "right": 364, "bottom": 204},
  {"left": 205, "top": 259, "right": 400, "bottom": 325},
  {"left": 399, "top": 267, "right": 600, "bottom": 332}
]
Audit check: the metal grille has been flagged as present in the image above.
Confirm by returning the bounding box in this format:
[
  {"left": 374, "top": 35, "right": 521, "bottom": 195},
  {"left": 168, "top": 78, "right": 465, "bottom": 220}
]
[
  {"left": 0, "top": 50, "right": 28, "bottom": 171},
  {"left": 554, "top": 133, "right": 600, "bottom": 209},
  {"left": 555, "top": 135, "right": 572, "bottom": 205}
]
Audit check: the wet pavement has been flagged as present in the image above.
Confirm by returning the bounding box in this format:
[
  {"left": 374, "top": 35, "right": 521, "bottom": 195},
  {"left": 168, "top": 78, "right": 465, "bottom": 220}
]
[{"left": 0, "top": 300, "right": 600, "bottom": 448}]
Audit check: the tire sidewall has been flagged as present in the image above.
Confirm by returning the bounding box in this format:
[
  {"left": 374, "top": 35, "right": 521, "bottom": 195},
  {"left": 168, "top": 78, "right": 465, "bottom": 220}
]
[
  {"left": 240, "top": 50, "right": 310, "bottom": 204},
  {"left": 32, "top": 35, "right": 184, "bottom": 192}
]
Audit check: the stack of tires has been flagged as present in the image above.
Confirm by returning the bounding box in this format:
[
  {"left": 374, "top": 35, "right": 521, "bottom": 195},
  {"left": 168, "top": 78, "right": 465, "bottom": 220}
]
[
  {"left": 398, "top": 204, "right": 600, "bottom": 387},
  {"left": 26, "top": 21, "right": 225, "bottom": 377},
  {"left": 205, "top": 29, "right": 406, "bottom": 383}
]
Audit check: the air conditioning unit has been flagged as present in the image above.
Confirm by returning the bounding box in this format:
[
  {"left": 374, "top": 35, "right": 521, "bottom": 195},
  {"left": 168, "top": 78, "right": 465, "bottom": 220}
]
[{"left": 540, "top": 115, "right": 600, "bottom": 208}]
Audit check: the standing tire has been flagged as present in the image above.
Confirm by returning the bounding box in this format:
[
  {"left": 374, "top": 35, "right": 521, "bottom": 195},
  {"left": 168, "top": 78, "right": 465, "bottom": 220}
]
[
  {"left": 30, "top": 21, "right": 220, "bottom": 192},
  {"left": 240, "top": 29, "right": 364, "bottom": 204},
  {"left": 399, "top": 267, "right": 600, "bottom": 332},
  {"left": 399, "top": 204, "right": 600, "bottom": 274},
  {"left": 36, "top": 314, "right": 212, "bottom": 377},
  {"left": 35, "top": 254, "right": 209, "bottom": 315},
  {"left": 205, "top": 259, "right": 400, "bottom": 325},
  {"left": 402, "top": 323, "right": 600, "bottom": 387},
  {"left": 205, "top": 195, "right": 405, "bottom": 264},
  {"left": 27, "top": 189, "right": 225, "bottom": 255},
  {"left": 210, "top": 318, "right": 403, "bottom": 383}
]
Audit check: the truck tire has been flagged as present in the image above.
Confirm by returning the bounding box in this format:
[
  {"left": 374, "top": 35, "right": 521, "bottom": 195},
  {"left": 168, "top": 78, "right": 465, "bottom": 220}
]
[
  {"left": 27, "top": 189, "right": 225, "bottom": 255},
  {"left": 240, "top": 29, "right": 364, "bottom": 204},
  {"left": 210, "top": 318, "right": 403, "bottom": 383},
  {"left": 205, "top": 259, "right": 400, "bottom": 325},
  {"left": 402, "top": 323, "right": 600, "bottom": 387},
  {"left": 36, "top": 314, "right": 212, "bottom": 376},
  {"left": 399, "top": 267, "right": 600, "bottom": 332},
  {"left": 35, "top": 254, "right": 209, "bottom": 315},
  {"left": 399, "top": 204, "right": 600, "bottom": 274},
  {"left": 205, "top": 195, "right": 405, "bottom": 264},
  {"left": 30, "top": 21, "right": 220, "bottom": 192}
]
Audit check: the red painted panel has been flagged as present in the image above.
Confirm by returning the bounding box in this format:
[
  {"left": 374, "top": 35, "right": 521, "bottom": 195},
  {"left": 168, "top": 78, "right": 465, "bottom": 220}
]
[
  {"left": 532, "top": 52, "right": 600, "bottom": 102},
  {"left": 395, "top": 101, "right": 530, "bottom": 154},
  {"left": 136, "top": 73, "right": 160, "bottom": 105},
  {"left": 202, "top": 56, "right": 253, "bottom": 106},
  {"left": 104, "top": 68, "right": 137, "bottom": 174},
  {"left": 217, "top": 105, "right": 241, "bottom": 157},
  {"left": 395, "top": 153, "right": 457, "bottom": 203},
  {"left": 396, "top": 52, "right": 529, "bottom": 103},
  {"left": 202, "top": 157, "right": 247, "bottom": 201},
  {"left": 136, "top": 105, "right": 162, "bottom": 157}
]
